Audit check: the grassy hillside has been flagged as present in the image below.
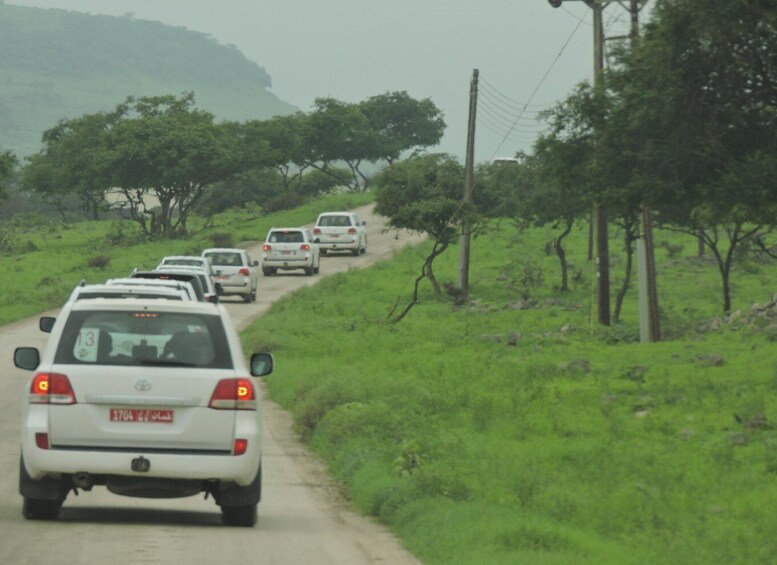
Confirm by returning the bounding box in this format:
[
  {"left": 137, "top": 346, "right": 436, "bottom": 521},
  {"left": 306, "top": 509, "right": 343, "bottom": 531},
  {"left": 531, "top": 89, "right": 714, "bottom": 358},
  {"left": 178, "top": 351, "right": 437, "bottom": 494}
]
[
  {"left": 242, "top": 221, "right": 777, "bottom": 564},
  {"left": 0, "top": 4, "right": 297, "bottom": 157}
]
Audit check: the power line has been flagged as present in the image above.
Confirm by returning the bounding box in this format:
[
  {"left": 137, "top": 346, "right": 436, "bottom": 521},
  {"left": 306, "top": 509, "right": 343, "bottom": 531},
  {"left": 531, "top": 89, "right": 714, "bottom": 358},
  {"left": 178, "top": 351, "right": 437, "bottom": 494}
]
[{"left": 489, "top": 13, "right": 587, "bottom": 160}]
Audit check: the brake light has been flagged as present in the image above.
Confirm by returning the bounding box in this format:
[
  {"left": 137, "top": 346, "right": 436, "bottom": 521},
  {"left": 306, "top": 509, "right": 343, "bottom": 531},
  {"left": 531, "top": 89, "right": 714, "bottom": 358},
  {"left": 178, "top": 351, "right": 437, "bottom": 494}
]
[
  {"left": 209, "top": 378, "right": 257, "bottom": 410},
  {"left": 239, "top": 268, "right": 250, "bottom": 276},
  {"left": 262, "top": 244, "right": 272, "bottom": 251},
  {"left": 300, "top": 244, "right": 310, "bottom": 251},
  {"left": 313, "top": 228, "right": 321, "bottom": 235},
  {"left": 347, "top": 227, "right": 357, "bottom": 234},
  {"left": 29, "top": 373, "right": 76, "bottom": 405},
  {"left": 233, "top": 439, "right": 248, "bottom": 456}
]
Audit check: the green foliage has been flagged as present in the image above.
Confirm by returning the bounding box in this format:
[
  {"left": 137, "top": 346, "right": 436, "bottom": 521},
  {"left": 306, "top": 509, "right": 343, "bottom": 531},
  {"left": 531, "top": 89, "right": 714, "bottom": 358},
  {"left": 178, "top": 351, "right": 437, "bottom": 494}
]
[{"left": 244, "top": 216, "right": 777, "bottom": 564}]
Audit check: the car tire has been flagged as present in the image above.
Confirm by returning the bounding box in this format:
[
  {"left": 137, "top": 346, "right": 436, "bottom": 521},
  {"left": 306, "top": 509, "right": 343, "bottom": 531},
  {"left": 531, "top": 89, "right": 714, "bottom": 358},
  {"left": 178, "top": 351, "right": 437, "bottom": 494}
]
[
  {"left": 262, "top": 268, "right": 272, "bottom": 277},
  {"left": 304, "top": 266, "right": 314, "bottom": 276},
  {"left": 221, "top": 503, "right": 257, "bottom": 527},
  {"left": 242, "top": 293, "right": 252, "bottom": 303},
  {"left": 320, "top": 249, "right": 327, "bottom": 256},
  {"left": 23, "top": 496, "right": 62, "bottom": 520},
  {"left": 351, "top": 247, "right": 360, "bottom": 257}
]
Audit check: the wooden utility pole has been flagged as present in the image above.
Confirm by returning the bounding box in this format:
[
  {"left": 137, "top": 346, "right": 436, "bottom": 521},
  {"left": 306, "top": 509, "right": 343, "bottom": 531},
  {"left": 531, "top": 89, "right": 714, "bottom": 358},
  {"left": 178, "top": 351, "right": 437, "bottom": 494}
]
[
  {"left": 458, "top": 69, "right": 478, "bottom": 296},
  {"left": 593, "top": 0, "right": 611, "bottom": 326}
]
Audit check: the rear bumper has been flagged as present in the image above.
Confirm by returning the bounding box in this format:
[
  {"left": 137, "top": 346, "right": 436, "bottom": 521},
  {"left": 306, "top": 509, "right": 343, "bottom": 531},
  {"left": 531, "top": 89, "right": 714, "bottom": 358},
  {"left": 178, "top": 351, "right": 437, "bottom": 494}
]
[
  {"left": 262, "top": 258, "right": 314, "bottom": 269},
  {"left": 22, "top": 432, "right": 261, "bottom": 486},
  {"left": 317, "top": 239, "right": 358, "bottom": 251}
]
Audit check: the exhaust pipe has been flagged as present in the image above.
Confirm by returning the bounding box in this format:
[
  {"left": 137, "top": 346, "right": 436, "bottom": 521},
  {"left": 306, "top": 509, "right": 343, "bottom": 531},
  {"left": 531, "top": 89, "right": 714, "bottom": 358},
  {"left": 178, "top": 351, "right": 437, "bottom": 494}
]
[{"left": 72, "top": 472, "right": 94, "bottom": 490}]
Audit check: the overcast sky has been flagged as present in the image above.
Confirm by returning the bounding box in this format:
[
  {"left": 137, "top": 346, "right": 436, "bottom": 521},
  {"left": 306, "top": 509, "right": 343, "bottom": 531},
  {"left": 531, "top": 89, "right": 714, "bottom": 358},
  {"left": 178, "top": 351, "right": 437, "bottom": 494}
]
[{"left": 9, "top": 0, "right": 652, "bottom": 162}]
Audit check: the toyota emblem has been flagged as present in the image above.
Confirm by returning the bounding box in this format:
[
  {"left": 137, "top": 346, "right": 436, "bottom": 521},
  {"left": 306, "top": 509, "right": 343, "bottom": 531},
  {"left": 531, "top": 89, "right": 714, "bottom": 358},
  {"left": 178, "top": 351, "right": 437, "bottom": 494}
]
[{"left": 134, "top": 379, "right": 152, "bottom": 392}]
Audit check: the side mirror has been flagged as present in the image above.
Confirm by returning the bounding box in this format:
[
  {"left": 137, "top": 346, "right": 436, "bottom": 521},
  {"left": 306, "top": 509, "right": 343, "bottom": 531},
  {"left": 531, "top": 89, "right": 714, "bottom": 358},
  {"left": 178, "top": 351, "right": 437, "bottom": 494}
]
[
  {"left": 313, "top": 238, "right": 320, "bottom": 244},
  {"left": 14, "top": 347, "right": 40, "bottom": 370},
  {"left": 250, "top": 353, "right": 274, "bottom": 377},
  {"left": 39, "top": 317, "right": 56, "bottom": 333}
]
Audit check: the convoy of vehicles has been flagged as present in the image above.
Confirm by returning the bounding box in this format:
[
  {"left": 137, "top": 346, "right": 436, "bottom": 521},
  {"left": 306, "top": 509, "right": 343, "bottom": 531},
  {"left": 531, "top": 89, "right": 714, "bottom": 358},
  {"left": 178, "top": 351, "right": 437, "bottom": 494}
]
[{"left": 9, "top": 210, "right": 370, "bottom": 526}]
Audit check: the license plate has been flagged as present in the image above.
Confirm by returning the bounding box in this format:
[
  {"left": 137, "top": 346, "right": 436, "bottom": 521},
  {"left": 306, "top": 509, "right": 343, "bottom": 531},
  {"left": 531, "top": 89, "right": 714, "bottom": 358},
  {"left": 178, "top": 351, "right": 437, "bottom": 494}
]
[
  {"left": 281, "top": 250, "right": 292, "bottom": 255},
  {"left": 110, "top": 408, "right": 174, "bottom": 423}
]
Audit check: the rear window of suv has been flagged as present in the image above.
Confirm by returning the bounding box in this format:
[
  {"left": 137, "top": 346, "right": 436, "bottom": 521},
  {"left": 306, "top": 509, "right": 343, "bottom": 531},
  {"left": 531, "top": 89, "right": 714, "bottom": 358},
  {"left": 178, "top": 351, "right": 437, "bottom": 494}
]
[
  {"left": 54, "top": 310, "right": 233, "bottom": 368},
  {"left": 318, "top": 215, "right": 352, "bottom": 227},
  {"left": 204, "top": 252, "right": 243, "bottom": 266}
]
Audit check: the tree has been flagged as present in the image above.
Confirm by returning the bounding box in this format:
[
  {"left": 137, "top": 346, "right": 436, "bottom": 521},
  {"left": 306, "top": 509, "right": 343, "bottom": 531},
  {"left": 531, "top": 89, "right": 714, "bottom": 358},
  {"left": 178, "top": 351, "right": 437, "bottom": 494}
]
[
  {"left": 0, "top": 150, "right": 18, "bottom": 202},
  {"left": 373, "top": 154, "right": 469, "bottom": 322},
  {"left": 614, "top": 0, "right": 777, "bottom": 313},
  {"left": 22, "top": 111, "right": 118, "bottom": 220},
  {"left": 359, "top": 91, "right": 445, "bottom": 165},
  {"left": 105, "top": 93, "right": 241, "bottom": 237},
  {"left": 240, "top": 113, "right": 311, "bottom": 191},
  {"left": 305, "top": 97, "right": 379, "bottom": 191}
]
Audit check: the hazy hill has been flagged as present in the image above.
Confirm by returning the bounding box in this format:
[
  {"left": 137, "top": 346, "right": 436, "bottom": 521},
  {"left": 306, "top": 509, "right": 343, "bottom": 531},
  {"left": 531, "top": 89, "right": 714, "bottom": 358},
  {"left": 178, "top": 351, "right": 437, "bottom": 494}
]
[{"left": 0, "top": 3, "right": 297, "bottom": 157}]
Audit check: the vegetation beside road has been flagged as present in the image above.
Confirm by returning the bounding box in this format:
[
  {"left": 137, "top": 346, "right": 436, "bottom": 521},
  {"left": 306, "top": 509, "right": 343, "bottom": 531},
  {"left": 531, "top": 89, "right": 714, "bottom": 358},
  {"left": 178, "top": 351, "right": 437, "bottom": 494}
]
[
  {"left": 245, "top": 219, "right": 777, "bottom": 564},
  {"left": 0, "top": 192, "right": 372, "bottom": 325}
]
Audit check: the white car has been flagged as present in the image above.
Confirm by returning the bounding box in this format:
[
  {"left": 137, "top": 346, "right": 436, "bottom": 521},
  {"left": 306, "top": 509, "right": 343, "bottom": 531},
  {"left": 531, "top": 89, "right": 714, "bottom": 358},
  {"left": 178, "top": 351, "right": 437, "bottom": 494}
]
[
  {"left": 201, "top": 248, "right": 259, "bottom": 303},
  {"left": 261, "top": 227, "right": 321, "bottom": 276},
  {"left": 13, "top": 298, "right": 274, "bottom": 526},
  {"left": 157, "top": 255, "right": 215, "bottom": 276},
  {"left": 153, "top": 265, "right": 222, "bottom": 303},
  {"left": 105, "top": 277, "right": 199, "bottom": 302},
  {"left": 313, "top": 212, "right": 367, "bottom": 256},
  {"left": 66, "top": 281, "right": 192, "bottom": 303}
]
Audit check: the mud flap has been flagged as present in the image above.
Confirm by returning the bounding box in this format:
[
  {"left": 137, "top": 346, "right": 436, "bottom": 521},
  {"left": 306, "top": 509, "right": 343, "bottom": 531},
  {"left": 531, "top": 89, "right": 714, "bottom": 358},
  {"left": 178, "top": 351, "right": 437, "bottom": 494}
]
[
  {"left": 218, "top": 464, "right": 261, "bottom": 506},
  {"left": 19, "top": 456, "right": 69, "bottom": 501}
]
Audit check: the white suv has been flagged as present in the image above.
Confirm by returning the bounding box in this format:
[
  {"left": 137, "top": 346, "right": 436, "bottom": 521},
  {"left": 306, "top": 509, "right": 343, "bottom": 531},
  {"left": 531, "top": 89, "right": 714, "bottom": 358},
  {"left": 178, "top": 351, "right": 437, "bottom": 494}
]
[
  {"left": 13, "top": 298, "right": 274, "bottom": 526},
  {"left": 202, "top": 248, "right": 259, "bottom": 303},
  {"left": 261, "top": 227, "right": 320, "bottom": 276},
  {"left": 313, "top": 212, "right": 367, "bottom": 256}
]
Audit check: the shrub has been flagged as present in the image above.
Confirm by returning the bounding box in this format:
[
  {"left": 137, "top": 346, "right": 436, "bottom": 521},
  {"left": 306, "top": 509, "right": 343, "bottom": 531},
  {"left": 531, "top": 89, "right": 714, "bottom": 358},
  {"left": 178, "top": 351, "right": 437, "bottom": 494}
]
[{"left": 87, "top": 255, "right": 111, "bottom": 270}]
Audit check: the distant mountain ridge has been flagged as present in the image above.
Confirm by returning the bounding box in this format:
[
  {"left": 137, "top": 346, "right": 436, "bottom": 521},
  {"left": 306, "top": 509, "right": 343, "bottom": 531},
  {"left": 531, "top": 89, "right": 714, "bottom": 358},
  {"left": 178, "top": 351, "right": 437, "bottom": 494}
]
[{"left": 0, "top": 4, "right": 297, "bottom": 157}]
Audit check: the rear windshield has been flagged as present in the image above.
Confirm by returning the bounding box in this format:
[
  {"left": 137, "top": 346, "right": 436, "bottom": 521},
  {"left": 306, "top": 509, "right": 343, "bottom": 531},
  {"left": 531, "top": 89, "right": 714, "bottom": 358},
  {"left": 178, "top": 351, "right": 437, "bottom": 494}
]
[
  {"left": 204, "top": 252, "right": 243, "bottom": 267},
  {"left": 54, "top": 310, "right": 233, "bottom": 368},
  {"left": 318, "top": 215, "right": 352, "bottom": 227},
  {"left": 268, "top": 231, "right": 303, "bottom": 243}
]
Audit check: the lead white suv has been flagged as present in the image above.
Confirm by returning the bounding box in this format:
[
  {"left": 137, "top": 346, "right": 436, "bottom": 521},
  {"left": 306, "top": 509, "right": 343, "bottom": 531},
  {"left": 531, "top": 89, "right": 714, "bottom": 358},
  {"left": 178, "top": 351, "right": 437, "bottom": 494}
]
[
  {"left": 13, "top": 298, "right": 273, "bottom": 526},
  {"left": 313, "top": 212, "right": 367, "bottom": 256}
]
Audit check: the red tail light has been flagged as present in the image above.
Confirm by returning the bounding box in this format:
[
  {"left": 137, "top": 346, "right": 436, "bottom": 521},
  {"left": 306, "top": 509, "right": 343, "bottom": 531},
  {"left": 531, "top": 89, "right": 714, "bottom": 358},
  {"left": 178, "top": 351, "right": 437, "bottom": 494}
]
[
  {"left": 209, "top": 378, "right": 257, "bottom": 410},
  {"left": 29, "top": 373, "right": 76, "bottom": 405},
  {"left": 233, "top": 439, "right": 248, "bottom": 456},
  {"left": 300, "top": 244, "right": 310, "bottom": 251},
  {"left": 313, "top": 228, "right": 321, "bottom": 235},
  {"left": 262, "top": 244, "right": 272, "bottom": 251},
  {"left": 238, "top": 268, "right": 250, "bottom": 276},
  {"left": 35, "top": 433, "right": 50, "bottom": 450},
  {"left": 347, "top": 227, "right": 357, "bottom": 234}
]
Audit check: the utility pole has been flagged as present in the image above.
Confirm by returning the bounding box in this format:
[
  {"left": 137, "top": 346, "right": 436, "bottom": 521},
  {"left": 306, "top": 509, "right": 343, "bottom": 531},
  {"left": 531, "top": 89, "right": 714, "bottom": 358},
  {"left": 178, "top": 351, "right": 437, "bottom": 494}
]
[
  {"left": 548, "top": 0, "right": 611, "bottom": 325},
  {"left": 592, "top": 0, "right": 611, "bottom": 326},
  {"left": 627, "top": 0, "right": 660, "bottom": 342},
  {"left": 458, "top": 68, "right": 478, "bottom": 296}
]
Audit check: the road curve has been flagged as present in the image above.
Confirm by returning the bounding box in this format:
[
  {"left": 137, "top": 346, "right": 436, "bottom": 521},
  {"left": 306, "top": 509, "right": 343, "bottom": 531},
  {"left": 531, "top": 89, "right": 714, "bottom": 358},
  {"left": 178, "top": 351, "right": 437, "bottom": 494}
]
[{"left": 0, "top": 204, "right": 425, "bottom": 565}]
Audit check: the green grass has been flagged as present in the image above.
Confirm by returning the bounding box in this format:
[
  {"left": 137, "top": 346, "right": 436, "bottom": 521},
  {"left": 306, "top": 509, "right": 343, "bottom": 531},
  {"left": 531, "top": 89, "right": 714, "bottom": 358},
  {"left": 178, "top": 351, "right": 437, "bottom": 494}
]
[
  {"left": 0, "top": 191, "right": 372, "bottom": 325},
  {"left": 243, "top": 219, "right": 777, "bottom": 564}
]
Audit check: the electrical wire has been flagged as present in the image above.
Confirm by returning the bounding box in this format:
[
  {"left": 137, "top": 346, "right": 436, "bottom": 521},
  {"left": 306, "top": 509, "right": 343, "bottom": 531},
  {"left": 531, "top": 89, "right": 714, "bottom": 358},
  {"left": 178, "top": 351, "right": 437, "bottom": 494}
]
[{"left": 488, "top": 13, "right": 587, "bottom": 160}]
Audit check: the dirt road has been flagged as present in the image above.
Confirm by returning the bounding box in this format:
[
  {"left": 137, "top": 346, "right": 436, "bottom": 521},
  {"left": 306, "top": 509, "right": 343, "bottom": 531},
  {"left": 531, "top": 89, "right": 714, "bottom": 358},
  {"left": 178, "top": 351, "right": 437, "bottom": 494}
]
[{"left": 0, "top": 204, "right": 425, "bottom": 564}]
